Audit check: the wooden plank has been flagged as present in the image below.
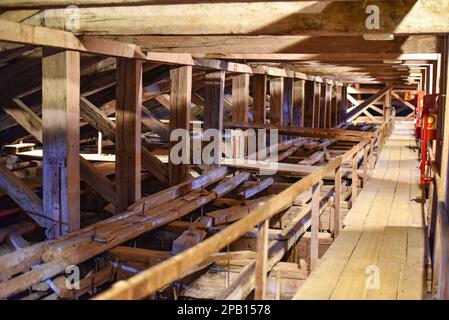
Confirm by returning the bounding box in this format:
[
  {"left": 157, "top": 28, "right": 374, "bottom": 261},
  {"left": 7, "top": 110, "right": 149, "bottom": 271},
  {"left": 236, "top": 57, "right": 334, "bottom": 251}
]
[
  {"left": 254, "top": 219, "right": 269, "bottom": 300},
  {"left": 115, "top": 58, "right": 142, "bottom": 211},
  {"left": 269, "top": 77, "right": 284, "bottom": 126},
  {"left": 42, "top": 49, "right": 80, "bottom": 238},
  {"left": 232, "top": 74, "right": 249, "bottom": 124},
  {"left": 252, "top": 74, "right": 268, "bottom": 126},
  {"left": 169, "top": 65, "right": 192, "bottom": 185}
]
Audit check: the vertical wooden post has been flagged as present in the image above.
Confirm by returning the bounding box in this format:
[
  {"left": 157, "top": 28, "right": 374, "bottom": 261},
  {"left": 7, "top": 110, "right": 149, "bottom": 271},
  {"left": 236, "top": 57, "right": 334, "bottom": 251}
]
[
  {"left": 352, "top": 154, "right": 358, "bottom": 203},
  {"left": 369, "top": 138, "right": 375, "bottom": 169},
  {"left": 304, "top": 80, "right": 315, "bottom": 128},
  {"left": 341, "top": 86, "right": 348, "bottom": 124},
  {"left": 324, "top": 84, "right": 332, "bottom": 128},
  {"left": 254, "top": 219, "right": 269, "bottom": 300},
  {"left": 292, "top": 79, "right": 305, "bottom": 127},
  {"left": 42, "top": 49, "right": 80, "bottom": 238},
  {"left": 310, "top": 182, "right": 320, "bottom": 271},
  {"left": 283, "top": 77, "right": 294, "bottom": 126},
  {"left": 362, "top": 146, "right": 369, "bottom": 187},
  {"left": 204, "top": 71, "right": 225, "bottom": 132},
  {"left": 204, "top": 70, "right": 225, "bottom": 167},
  {"left": 231, "top": 74, "right": 249, "bottom": 124},
  {"left": 116, "top": 58, "right": 142, "bottom": 211},
  {"left": 269, "top": 77, "right": 284, "bottom": 126},
  {"left": 313, "top": 82, "right": 321, "bottom": 128},
  {"left": 335, "top": 85, "right": 342, "bottom": 126},
  {"left": 333, "top": 166, "right": 342, "bottom": 239},
  {"left": 319, "top": 83, "right": 326, "bottom": 128},
  {"left": 169, "top": 66, "right": 192, "bottom": 186},
  {"left": 253, "top": 74, "right": 267, "bottom": 125}
]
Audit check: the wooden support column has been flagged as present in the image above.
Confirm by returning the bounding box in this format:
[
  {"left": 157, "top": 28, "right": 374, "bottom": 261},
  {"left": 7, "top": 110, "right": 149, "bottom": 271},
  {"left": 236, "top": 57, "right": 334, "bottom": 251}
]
[
  {"left": 335, "top": 86, "right": 342, "bottom": 126},
  {"left": 204, "top": 71, "right": 225, "bottom": 131},
  {"left": 292, "top": 79, "right": 305, "bottom": 128},
  {"left": 304, "top": 80, "right": 315, "bottom": 128},
  {"left": 253, "top": 74, "right": 267, "bottom": 125},
  {"left": 310, "top": 182, "right": 320, "bottom": 271},
  {"left": 362, "top": 146, "right": 369, "bottom": 187},
  {"left": 323, "top": 84, "right": 332, "bottom": 128},
  {"left": 115, "top": 58, "right": 142, "bottom": 211},
  {"left": 231, "top": 74, "right": 249, "bottom": 124},
  {"left": 169, "top": 66, "right": 192, "bottom": 185},
  {"left": 341, "top": 86, "right": 348, "bottom": 124},
  {"left": 319, "top": 83, "right": 326, "bottom": 128},
  {"left": 352, "top": 153, "right": 358, "bottom": 204},
  {"left": 269, "top": 77, "right": 284, "bottom": 126},
  {"left": 313, "top": 82, "right": 321, "bottom": 128},
  {"left": 42, "top": 49, "right": 80, "bottom": 238},
  {"left": 283, "top": 77, "right": 294, "bottom": 126},
  {"left": 204, "top": 70, "right": 225, "bottom": 167},
  {"left": 254, "top": 219, "right": 269, "bottom": 300},
  {"left": 333, "top": 166, "right": 342, "bottom": 239}
]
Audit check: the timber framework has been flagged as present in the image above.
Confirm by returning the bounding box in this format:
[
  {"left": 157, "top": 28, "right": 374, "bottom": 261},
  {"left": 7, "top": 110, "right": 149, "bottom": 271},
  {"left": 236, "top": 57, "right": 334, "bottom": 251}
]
[{"left": 0, "top": 1, "right": 448, "bottom": 301}]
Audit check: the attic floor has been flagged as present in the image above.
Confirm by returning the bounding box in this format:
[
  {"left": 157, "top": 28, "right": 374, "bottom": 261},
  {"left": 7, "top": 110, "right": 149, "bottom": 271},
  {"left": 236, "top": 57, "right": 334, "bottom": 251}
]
[{"left": 294, "top": 122, "right": 427, "bottom": 300}]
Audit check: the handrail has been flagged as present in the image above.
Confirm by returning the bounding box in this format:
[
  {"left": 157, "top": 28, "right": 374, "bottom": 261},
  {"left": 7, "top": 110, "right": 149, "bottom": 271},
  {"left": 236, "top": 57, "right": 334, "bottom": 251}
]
[{"left": 94, "top": 118, "right": 394, "bottom": 300}]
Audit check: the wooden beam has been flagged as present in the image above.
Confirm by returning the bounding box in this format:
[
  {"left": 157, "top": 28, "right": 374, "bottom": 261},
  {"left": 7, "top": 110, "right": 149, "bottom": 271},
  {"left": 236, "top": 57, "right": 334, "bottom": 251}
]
[
  {"left": 269, "top": 77, "right": 284, "bottom": 126},
  {"left": 42, "top": 49, "right": 80, "bottom": 238},
  {"left": 292, "top": 79, "right": 305, "bottom": 127},
  {"left": 333, "top": 166, "right": 342, "bottom": 238},
  {"left": 231, "top": 74, "right": 249, "bottom": 124},
  {"left": 310, "top": 182, "right": 320, "bottom": 271},
  {"left": 303, "top": 80, "right": 315, "bottom": 128},
  {"left": 253, "top": 74, "right": 267, "bottom": 125},
  {"left": 99, "top": 35, "right": 440, "bottom": 54},
  {"left": 0, "top": 162, "right": 46, "bottom": 227},
  {"left": 115, "top": 58, "right": 142, "bottom": 211},
  {"left": 254, "top": 219, "right": 269, "bottom": 300},
  {"left": 204, "top": 71, "right": 225, "bottom": 132},
  {"left": 169, "top": 65, "right": 192, "bottom": 185},
  {"left": 313, "top": 82, "right": 321, "bottom": 128},
  {"left": 283, "top": 77, "right": 294, "bottom": 126},
  {"left": 19, "top": 2, "right": 449, "bottom": 36}
]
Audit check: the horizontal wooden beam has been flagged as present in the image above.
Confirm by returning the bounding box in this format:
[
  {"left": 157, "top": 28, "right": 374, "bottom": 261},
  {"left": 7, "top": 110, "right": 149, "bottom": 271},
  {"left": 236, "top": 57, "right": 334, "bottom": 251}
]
[
  {"left": 101, "top": 35, "right": 439, "bottom": 54},
  {"left": 18, "top": 1, "right": 449, "bottom": 36}
]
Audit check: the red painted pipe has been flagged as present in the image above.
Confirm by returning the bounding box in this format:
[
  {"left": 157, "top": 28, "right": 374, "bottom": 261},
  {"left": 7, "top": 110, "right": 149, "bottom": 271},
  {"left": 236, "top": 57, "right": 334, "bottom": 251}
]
[{"left": 0, "top": 207, "right": 21, "bottom": 217}]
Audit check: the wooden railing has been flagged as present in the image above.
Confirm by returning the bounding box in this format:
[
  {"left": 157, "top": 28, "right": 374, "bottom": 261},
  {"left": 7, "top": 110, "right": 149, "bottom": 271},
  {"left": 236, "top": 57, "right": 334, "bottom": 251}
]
[{"left": 94, "top": 116, "right": 395, "bottom": 300}]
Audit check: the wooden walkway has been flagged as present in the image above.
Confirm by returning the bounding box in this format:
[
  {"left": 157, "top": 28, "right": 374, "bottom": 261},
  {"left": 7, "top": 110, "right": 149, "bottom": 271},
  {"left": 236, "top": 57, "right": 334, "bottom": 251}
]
[{"left": 294, "top": 123, "right": 427, "bottom": 300}]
